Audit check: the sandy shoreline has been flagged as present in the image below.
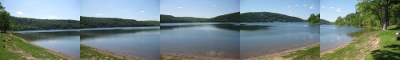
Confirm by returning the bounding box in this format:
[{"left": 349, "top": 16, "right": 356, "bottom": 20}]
[
  {"left": 320, "top": 39, "right": 354, "bottom": 55},
  {"left": 160, "top": 53, "right": 240, "bottom": 60},
  {"left": 80, "top": 44, "right": 140, "bottom": 60},
  {"left": 9, "top": 33, "right": 78, "bottom": 60},
  {"left": 244, "top": 43, "right": 320, "bottom": 60}
]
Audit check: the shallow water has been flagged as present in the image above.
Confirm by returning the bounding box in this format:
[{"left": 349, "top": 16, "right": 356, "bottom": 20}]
[
  {"left": 80, "top": 27, "right": 160, "bottom": 60},
  {"left": 12, "top": 30, "right": 80, "bottom": 58},
  {"left": 320, "top": 25, "right": 363, "bottom": 52},
  {"left": 240, "top": 22, "right": 320, "bottom": 58}
]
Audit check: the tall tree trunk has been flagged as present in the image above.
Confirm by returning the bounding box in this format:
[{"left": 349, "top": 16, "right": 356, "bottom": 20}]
[{"left": 383, "top": 4, "right": 389, "bottom": 30}]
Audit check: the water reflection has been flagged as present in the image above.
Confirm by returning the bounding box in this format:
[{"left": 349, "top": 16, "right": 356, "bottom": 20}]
[{"left": 12, "top": 30, "right": 80, "bottom": 58}]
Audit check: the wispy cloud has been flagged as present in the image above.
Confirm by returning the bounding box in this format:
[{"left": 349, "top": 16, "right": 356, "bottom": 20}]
[
  {"left": 49, "top": 16, "right": 57, "bottom": 19},
  {"left": 96, "top": 14, "right": 103, "bottom": 16},
  {"left": 140, "top": 11, "right": 145, "bottom": 12},
  {"left": 16, "top": 11, "right": 24, "bottom": 15},
  {"left": 322, "top": 6, "right": 325, "bottom": 8},
  {"left": 336, "top": 8, "right": 342, "bottom": 12},
  {"left": 330, "top": 7, "right": 335, "bottom": 9},
  {"left": 309, "top": 6, "right": 315, "bottom": 9}
]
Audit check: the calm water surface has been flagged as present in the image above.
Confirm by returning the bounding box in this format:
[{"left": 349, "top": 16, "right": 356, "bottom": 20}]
[
  {"left": 320, "top": 25, "right": 363, "bottom": 52},
  {"left": 12, "top": 29, "right": 80, "bottom": 58},
  {"left": 80, "top": 27, "right": 160, "bottom": 60},
  {"left": 240, "top": 22, "right": 320, "bottom": 58},
  {"left": 160, "top": 23, "right": 240, "bottom": 59}
]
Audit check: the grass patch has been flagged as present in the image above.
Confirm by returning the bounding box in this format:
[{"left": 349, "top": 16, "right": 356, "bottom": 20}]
[
  {"left": 0, "top": 33, "right": 65, "bottom": 60},
  {"left": 80, "top": 44, "right": 124, "bottom": 60},
  {"left": 0, "top": 35, "right": 23, "bottom": 60},
  {"left": 282, "top": 45, "right": 320, "bottom": 60},
  {"left": 322, "top": 25, "right": 400, "bottom": 60}
]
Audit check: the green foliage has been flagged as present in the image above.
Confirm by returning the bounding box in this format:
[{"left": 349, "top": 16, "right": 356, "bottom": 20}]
[
  {"left": 0, "top": 11, "right": 12, "bottom": 33},
  {"left": 80, "top": 44, "right": 124, "bottom": 60},
  {"left": 80, "top": 16, "right": 159, "bottom": 28},
  {"left": 354, "top": 0, "right": 400, "bottom": 30},
  {"left": 307, "top": 14, "right": 320, "bottom": 24},
  {"left": 11, "top": 17, "right": 79, "bottom": 30},
  {"left": 240, "top": 12, "right": 304, "bottom": 22},
  {"left": 210, "top": 12, "right": 239, "bottom": 22},
  {"left": 282, "top": 45, "right": 320, "bottom": 60},
  {"left": 160, "top": 12, "right": 239, "bottom": 23}
]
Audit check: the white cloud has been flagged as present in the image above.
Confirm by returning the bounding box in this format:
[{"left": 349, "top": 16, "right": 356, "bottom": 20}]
[
  {"left": 49, "top": 16, "right": 57, "bottom": 19},
  {"left": 322, "top": 6, "right": 325, "bottom": 8},
  {"left": 309, "top": 7, "right": 315, "bottom": 9},
  {"left": 178, "top": 7, "right": 182, "bottom": 8},
  {"left": 303, "top": 5, "right": 307, "bottom": 6},
  {"left": 140, "top": 11, "right": 145, "bottom": 12},
  {"left": 295, "top": 5, "right": 298, "bottom": 6},
  {"left": 16, "top": 11, "right": 24, "bottom": 15},
  {"left": 96, "top": 14, "right": 103, "bottom": 16},
  {"left": 336, "top": 8, "right": 342, "bottom": 12},
  {"left": 330, "top": 7, "right": 335, "bottom": 9}
]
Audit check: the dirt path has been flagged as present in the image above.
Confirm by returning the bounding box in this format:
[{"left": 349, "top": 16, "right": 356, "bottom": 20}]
[
  {"left": 320, "top": 34, "right": 380, "bottom": 59},
  {"left": 6, "top": 33, "right": 78, "bottom": 60},
  {"left": 243, "top": 43, "right": 320, "bottom": 60},
  {"left": 160, "top": 53, "right": 239, "bottom": 60},
  {"left": 81, "top": 44, "right": 139, "bottom": 60}
]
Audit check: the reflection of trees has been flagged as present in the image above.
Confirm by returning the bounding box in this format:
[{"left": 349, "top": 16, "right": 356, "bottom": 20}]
[
  {"left": 212, "top": 24, "right": 240, "bottom": 31},
  {"left": 240, "top": 24, "right": 270, "bottom": 31},
  {"left": 12, "top": 31, "right": 80, "bottom": 41},
  {"left": 80, "top": 28, "right": 159, "bottom": 40},
  {"left": 348, "top": 28, "right": 375, "bottom": 37},
  {"left": 160, "top": 25, "right": 203, "bottom": 30}
]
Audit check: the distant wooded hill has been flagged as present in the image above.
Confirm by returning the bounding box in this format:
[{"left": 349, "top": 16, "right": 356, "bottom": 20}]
[
  {"left": 80, "top": 16, "right": 159, "bottom": 28},
  {"left": 161, "top": 12, "right": 239, "bottom": 23},
  {"left": 320, "top": 19, "right": 333, "bottom": 24},
  {"left": 12, "top": 16, "right": 80, "bottom": 30},
  {"left": 240, "top": 12, "right": 305, "bottom": 22}
]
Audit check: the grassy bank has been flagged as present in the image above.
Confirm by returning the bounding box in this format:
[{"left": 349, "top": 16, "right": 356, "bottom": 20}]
[
  {"left": 321, "top": 25, "right": 400, "bottom": 60},
  {"left": 282, "top": 44, "right": 320, "bottom": 60},
  {"left": 0, "top": 33, "right": 66, "bottom": 60},
  {"left": 81, "top": 44, "right": 139, "bottom": 60}
]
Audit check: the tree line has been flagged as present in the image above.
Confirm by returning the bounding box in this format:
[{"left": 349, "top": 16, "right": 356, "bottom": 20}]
[
  {"left": 335, "top": 0, "right": 400, "bottom": 30},
  {"left": 240, "top": 12, "right": 305, "bottom": 22},
  {"left": 80, "top": 16, "right": 159, "bottom": 28},
  {"left": 161, "top": 12, "right": 239, "bottom": 23}
]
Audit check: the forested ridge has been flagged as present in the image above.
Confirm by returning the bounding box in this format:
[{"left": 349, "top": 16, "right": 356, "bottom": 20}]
[
  {"left": 80, "top": 16, "right": 159, "bottom": 28},
  {"left": 161, "top": 12, "right": 239, "bottom": 23},
  {"left": 12, "top": 16, "right": 80, "bottom": 30},
  {"left": 240, "top": 12, "right": 305, "bottom": 22}
]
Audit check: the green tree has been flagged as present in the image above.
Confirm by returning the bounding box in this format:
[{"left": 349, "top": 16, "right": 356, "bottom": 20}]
[
  {"left": 307, "top": 14, "right": 319, "bottom": 24},
  {"left": 357, "top": 0, "right": 400, "bottom": 30},
  {"left": 0, "top": 2, "right": 12, "bottom": 33}
]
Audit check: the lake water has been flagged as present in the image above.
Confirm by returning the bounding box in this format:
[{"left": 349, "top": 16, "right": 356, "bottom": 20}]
[
  {"left": 12, "top": 29, "right": 80, "bottom": 58},
  {"left": 80, "top": 27, "right": 160, "bottom": 60},
  {"left": 160, "top": 23, "right": 240, "bottom": 59},
  {"left": 240, "top": 22, "right": 320, "bottom": 58},
  {"left": 320, "top": 25, "right": 363, "bottom": 52}
]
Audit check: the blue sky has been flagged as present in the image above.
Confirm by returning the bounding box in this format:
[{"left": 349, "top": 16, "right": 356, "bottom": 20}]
[
  {"left": 81, "top": 0, "right": 160, "bottom": 21},
  {"left": 1, "top": 0, "right": 80, "bottom": 20},
  {"left": 161, "top": 0, "right": 239, "bottom": 18},
  {"left": 241, "top": 0, "right": 320, "bottom": 20},
  {"left": 321, "top": 0, "right": 358, "bottom": 22}
]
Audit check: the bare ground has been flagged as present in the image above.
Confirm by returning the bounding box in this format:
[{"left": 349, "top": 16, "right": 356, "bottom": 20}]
[
  {"left": 160, "top": 53, "right": 240, "bottom": 60},
  {"left": 243, "top": 43, "right": 320, "bottom": 60},
  {"left": 81, "top": 44, "right": 140, "bottom": 60}
]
